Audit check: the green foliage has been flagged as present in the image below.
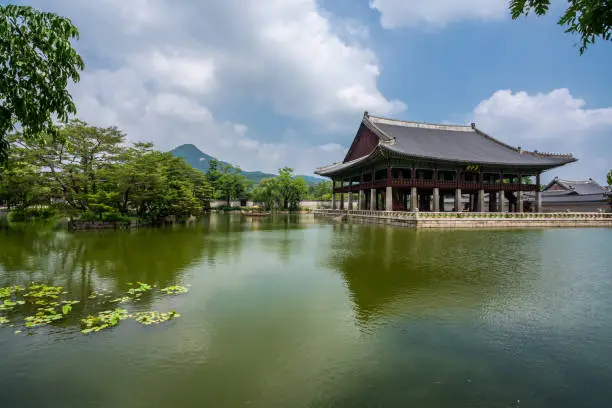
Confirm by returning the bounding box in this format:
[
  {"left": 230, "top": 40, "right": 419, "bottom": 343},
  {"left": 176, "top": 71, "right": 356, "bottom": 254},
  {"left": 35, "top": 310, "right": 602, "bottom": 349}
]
[
  {"left": 8, "top": 121, "right": 214, "bottom": 223},
  {"left": 160, "top": 285, "right": 189, "bottom": 295},
  {"left": 607, "top": 169, "right": 612, "bottom": 186},
  {"left": 307, "top": 180, "right": 332, "bottom": 201},
  {"left": 0, "top": 5, "right": 84, "bottom": 163},
  {"left": 133, "top": 310, "right": 180, "bottom": 325},
  {"left": 81, "top": 308, "right": 129, "bottom": 334},
  {"left": 251, "top": 168, "right": 308, "bottom": 211},
  {"left": 206, "top": 159, "right": 251, "bottom": 205},
  {"left": 1, "top": 281, "right": 189, "bottom": 336},
  {"left": 510, "top": 0, "right": 612, "bottom": 54},
  {"left": 9, "top": 206, "right": 57, "bottom": 222}
]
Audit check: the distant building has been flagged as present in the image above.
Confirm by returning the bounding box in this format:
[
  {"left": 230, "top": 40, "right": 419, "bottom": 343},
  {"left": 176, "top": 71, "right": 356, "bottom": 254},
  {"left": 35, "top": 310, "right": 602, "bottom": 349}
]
[
  {"left": 314, "top": 112, "right": 576, "bottom": 212},
  {"left": 527, "top": 177, "right": 610, "bottom": 212}
]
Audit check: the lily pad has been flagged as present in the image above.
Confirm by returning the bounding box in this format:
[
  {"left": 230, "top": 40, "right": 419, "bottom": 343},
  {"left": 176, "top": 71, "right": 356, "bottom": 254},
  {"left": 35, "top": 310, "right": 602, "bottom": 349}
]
[
  {"left": 81, "top": 308, "right": 128, "bottom": 334},
  {"left": 0, "top": 285, "right": 25, "bottom": 299},
  {"left": 110, "top": 296, "right": 131, "bottom": 304},
  {"left": 133, "top": 310, "right": 180, "bottom": 325},
  {"left": 127, "top": 282, "right": 152, "bottom": 296},
  {"left": 160, "top": 286, "right": 189, "bottom": 295},
  {"left": 0, "top": 316, "right": 9, "bottom": 325}
]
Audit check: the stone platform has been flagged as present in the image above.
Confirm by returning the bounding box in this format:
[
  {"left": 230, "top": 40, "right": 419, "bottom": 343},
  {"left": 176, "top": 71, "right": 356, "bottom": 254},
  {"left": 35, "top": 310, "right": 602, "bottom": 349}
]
[{"left": 313, "top": 209, "right": 612, "bottom": 229}]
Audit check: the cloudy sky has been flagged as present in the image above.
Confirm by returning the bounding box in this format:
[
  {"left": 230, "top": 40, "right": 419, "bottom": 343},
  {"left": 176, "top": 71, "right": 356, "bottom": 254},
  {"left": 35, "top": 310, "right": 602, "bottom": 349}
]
[{"left": 23, "top": 0, "right": 612, "bottom": 182}]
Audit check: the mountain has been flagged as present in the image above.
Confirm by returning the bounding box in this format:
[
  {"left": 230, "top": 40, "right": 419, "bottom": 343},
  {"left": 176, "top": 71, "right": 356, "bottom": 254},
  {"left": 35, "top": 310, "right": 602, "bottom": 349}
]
[{"left": 169, "top": 144, "right": 324, "bottom": 185}]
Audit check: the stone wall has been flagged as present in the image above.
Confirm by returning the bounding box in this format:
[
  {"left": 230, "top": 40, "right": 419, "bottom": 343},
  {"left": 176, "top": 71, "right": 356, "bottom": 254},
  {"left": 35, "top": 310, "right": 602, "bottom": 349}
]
[
  {"left": 68, "top": 220, "right": 136, "bottom": 231},
  {"left": 313, "top": 210, "right": 612, "bottom": 229}
]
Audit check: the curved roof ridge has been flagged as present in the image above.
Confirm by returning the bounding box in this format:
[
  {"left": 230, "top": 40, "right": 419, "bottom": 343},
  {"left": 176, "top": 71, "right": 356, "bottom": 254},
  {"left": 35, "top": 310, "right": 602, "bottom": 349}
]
[{"left": 367, "top": 114, "right": 474, "bottom": 133}]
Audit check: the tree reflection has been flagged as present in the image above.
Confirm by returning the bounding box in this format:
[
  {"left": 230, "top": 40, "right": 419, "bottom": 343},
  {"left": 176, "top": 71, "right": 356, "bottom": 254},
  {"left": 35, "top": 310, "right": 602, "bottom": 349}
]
[{"left": 327, "top": 225, "right": 536, "bottom": 325}]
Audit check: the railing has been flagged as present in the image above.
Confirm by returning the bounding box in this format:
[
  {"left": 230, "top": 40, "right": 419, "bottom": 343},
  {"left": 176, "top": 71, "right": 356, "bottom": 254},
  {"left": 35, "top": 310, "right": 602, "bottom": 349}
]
[
  {"left": 334, "top": 180, "right": 539, "bottom": 193},
  {"left": 313, "top": 209, "right": 612, "bottom": 220}
]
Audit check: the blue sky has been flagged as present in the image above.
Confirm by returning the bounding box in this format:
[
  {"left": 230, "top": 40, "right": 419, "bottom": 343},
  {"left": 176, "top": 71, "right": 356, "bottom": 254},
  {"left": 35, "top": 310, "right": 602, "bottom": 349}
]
[{"left": 19, "top": 0, "right": 612, "bottom": 183}]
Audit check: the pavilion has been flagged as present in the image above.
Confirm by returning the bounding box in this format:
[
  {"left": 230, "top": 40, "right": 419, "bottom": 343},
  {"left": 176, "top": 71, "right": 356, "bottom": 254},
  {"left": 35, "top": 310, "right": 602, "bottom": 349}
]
[{"left": 315, "top": 112, "right": 577, "bottom": 213}]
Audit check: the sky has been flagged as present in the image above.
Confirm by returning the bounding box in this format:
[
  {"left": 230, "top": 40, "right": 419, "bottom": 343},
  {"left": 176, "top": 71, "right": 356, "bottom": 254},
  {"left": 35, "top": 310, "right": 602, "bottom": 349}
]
[{"left": 17, "top": 0, "right": 612, "bottom": 183}]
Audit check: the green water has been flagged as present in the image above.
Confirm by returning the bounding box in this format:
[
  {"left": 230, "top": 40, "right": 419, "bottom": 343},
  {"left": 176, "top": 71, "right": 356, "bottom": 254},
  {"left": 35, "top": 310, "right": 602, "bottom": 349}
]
[{"left": 1, "top": 214, "right": 611, "bottom": 408}]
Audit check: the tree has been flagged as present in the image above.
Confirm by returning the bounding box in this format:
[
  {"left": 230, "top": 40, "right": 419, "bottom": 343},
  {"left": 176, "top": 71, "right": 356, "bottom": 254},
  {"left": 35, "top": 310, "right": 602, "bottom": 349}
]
[
  {"left": 251, "top": 178, "right": 282, "bottom": 210},
  {"left": 0, "top": 144, "right": 50, "bottom": 209},
  {"left": 10, "top": 120, "right": 213, "bottom": 223},
  {"left": 308, "top": 181, "right": 332, "bottom": 201},
  {"left": 607, "top": 169, "right": 612, "bottom": 186},
  {"left": 252, "top": 168, "right": 308, "bottom": 211},
  {"left": 0, "top": 5, "right": 85, "bottom": 163},
  {"left": 510, "top": 0, "right": 612, "bottom": 54}
]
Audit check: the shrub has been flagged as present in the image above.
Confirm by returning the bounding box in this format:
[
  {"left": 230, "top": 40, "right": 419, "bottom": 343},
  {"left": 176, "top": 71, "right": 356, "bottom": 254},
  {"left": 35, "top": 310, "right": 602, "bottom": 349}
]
[{"left": 9, "top": 207, "right": 58, "bottom": 222}]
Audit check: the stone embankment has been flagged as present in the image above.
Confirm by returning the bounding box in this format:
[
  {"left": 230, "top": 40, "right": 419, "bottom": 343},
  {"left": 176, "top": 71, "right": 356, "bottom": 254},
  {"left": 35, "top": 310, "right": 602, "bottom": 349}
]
[{"left": 313, "top": 210, "right": 612, "bottom": 229}]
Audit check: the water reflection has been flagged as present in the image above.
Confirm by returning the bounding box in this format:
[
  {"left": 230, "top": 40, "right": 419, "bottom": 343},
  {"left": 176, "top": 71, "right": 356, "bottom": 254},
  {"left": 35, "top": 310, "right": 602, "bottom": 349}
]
[{"left": 327, "top": 224, "right": 538, "bottom": 325}]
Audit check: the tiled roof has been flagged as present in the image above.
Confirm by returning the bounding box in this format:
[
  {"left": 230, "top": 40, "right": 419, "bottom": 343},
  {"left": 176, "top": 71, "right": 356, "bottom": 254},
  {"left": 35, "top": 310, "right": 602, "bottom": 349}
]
[
  {"left": 315, "top": 113, "right": 576, "bottom": 176},
  {"left": 367, "top": 115, "right": 575, "bottom": 167},
  {"left": 544, "top": 177, "right": 608, "bottom": 195}
]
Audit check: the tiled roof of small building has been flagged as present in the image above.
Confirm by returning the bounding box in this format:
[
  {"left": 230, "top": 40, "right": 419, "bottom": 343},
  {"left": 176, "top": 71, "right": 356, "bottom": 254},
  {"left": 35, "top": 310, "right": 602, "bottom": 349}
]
[{"left": 543, "top": 177, "right": 607, "bottom": 196}]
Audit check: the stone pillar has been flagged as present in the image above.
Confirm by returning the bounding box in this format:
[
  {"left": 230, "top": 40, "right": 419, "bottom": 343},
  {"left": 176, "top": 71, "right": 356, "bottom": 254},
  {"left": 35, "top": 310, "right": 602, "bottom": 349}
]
[
  {"left": 370, "top": 188, "right": 376, "bottom": 211},
  {"left": 385, "top": 186, "right": 393, "bottom": 211},
  {"left": 454, "top": 188, "right": 461, "bottom": 212},
  {"left": 478, "top": 189, "right": 485, "bottom": 212},
  {"left": 432, "top": 187, "right": 440, "bottom": 212},
  {"left": 517, "top": 191, "right": 523, "bottom": 213},
  {"left": 535, "top": 173, "right": 542, "bottom": 213},
  {"left": 359, "top": 190, "right": 365, "bottom": 210},
  {"left": 498, "top": 190, "right": 504, "bottom": 213},
  {"left": 339, "top": 180, "right": 344, "bottom": 210},
  {"left": 410, "top": 187, "right": 418, "bottom": 211},
  {"left": 348, "top": 191, "right": 353, "bottom": 210},
  {"left": 331, "top": 180, "right": 336, "bottom": 210}
]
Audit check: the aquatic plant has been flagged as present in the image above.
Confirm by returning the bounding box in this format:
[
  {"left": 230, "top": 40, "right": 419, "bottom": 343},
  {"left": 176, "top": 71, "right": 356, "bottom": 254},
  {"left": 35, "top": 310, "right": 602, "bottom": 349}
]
[
  {"left": 81, "top": 308, "right": 129, "bottom": 334},
  {"left": 160, "top": 285, "right": 189, "bottom": 295},
  {"left": 24, "top": 283, "right": 63, "bottom": 300},
  {"left": 127, "top": 282, "right": 152, "bottom": 296},
  {"left": 0, "top": 285, "right": 25, "bottom": 298},
  {"left": 110, "top": 296, "right": 131, "bottom": 304},
  {"left": 133, "top": 310, "right": 180, "bottom": 325},
  {"left": 24, "top": 307, "right": 65, "bottom": 327},
  {"left": 0, "top": 316, "right": 9, "bottom": 325}
]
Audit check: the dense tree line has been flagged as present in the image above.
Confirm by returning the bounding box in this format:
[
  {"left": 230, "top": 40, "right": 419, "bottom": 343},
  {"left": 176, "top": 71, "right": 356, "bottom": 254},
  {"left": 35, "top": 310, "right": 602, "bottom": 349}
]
[{"left": 0, "top": 121, "right": 215, "bottom": 223}]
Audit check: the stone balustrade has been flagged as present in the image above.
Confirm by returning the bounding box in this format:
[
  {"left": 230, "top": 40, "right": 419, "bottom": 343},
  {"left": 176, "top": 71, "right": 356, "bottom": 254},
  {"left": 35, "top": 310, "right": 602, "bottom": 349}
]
[{"left": 313, "top": 209, "right": 612, "bottom": 229}]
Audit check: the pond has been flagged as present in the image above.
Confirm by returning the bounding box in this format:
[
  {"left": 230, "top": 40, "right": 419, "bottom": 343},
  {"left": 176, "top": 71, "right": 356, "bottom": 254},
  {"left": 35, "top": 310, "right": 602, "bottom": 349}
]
[{"left": 1, "top": 214, "right": 611, "bottom": 407}]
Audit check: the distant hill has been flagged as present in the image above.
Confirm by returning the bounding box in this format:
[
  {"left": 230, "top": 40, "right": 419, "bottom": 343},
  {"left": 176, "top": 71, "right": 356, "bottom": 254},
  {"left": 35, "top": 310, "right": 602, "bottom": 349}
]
[{"left": 170, "top": 144, "right": 324, "bottom": 185}]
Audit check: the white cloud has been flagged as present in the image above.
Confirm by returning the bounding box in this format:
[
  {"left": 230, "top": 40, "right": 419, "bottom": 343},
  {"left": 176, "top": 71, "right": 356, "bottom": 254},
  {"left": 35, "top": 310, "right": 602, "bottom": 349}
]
[
  {"left": 370, "top": 0, "right": 506, "bottom": 28},
  {"left": 27, "top": 0, "right": 401, "bottom": 175},
  {"left": 472, "top": 88, "right": 612, "bottom": 182}
]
